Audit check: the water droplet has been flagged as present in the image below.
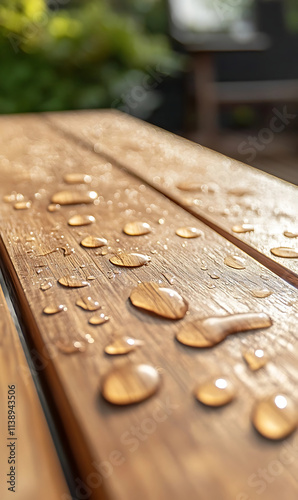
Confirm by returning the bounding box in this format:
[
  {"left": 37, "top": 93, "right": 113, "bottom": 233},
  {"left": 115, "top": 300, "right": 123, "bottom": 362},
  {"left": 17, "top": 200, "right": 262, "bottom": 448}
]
[
  {"left": 47, "top": 203, "right": 61, "bottom": 212},
  {"left": 130, "top": 282, "right": 188, "bottom": 319},
  {"left": 158, "top": 218, "right": 165, "bottom": 225},
  {"left": 56, "top": 340, "right": 86, "bottom": 354},
  {"left": 109, "top": 253, "right": 150, "bottom": 267},
  {"left": 232, "top": 224, "right": 254, "bottom": 234},
  {"left": 43, "top": 304, "right": 67, "bottom": 315},
  {"left": 224, "top": 255, "right": 246, "bottom": 269},
  {"left": 101, "top": 248, "right": 108, "bottom": 256},
  {"left": 89, "top": 313, "right": 109, "bottom": 325},
  {"left": 176, "top": 312, "right": 272, "bottom": 348},
  {"left": 243, "top": 349, "right": 267, "bottom": 371},
  {"left": 14, "top": 201, "right": 31, "bottom": 210},
  {"left": 123, "top": 221, "right": 151, "bottom": 236},
  {"left": 209, "top": 274, "right": 220, "bottom": 279},
  {"left": 3, "top": 192, "right": 24, "bottom": 203},
  {"left": 80, "top": 236, "right": 107, "bottom": 248},
  {"left": 252, "top": 394, "right": 297, "bottom": 440},
  {"left": 251, "top": 289, "right": 272, "bottom": 298},
  {"left": 101, "top": 363, "right": 160, "bottom": 405},
  {"left": 51, "top": 190, "right": 98, "bottom": 205},
  {"left": 63, "top": 173, "right": 92, "bottom": 184},
  {"left": 68, "top": 215, "right": 95, "bottom": 226},
  {"left": 60, "top": 245, "right": 75, "bottom": 256},
  {"left": 284, "top": 231, "right": 298, "bottom": 239},
  {"left": 161, "top": 272, "right": 175, "bottom": 284},
  {"left": 84, "top": 333, "right": 94, "bottom": 344},
  {"left": 228, "top": 188, "right": 251, "bottom": 197},
  {"left": 200, "top": 261, "right": 208, "bottom": 271},
  {"left": 176, "top": 182, "right": 202, "bottom": 192},
  {"left": 40, "top": 282, "right": 53, "bottom": 291},
  {"left": 76, "top": 295, "right": 101, "bottom": 311},
  {"left": 104, "top": 336, "right": 143, "bottom": 355},
  {"left": 58, "top": 275, "right": 89, "bottom": 288},
  {"left": 270, "top": 247, "right": 298, "bottom": 258},
  {"left": 194, "top": 377, "right": 236, "bottom": 407},
  {"left": 175, "top": 227, "right": 204, "bottom": 239}
]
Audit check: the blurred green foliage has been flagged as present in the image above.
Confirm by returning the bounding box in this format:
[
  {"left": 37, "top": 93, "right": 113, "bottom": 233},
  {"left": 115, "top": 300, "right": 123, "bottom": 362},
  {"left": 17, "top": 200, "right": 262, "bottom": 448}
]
[
  {"left": 0, "top": 0, "right": 179, "bottom": 114},
  {"left": 285, "top": 0, "right": 298, "bottom": 33}
]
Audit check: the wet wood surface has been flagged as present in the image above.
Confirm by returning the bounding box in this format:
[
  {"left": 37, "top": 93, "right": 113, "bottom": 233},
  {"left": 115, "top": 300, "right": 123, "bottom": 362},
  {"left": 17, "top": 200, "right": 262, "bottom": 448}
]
[
  {"left": 0, "top": 113, "right": 298, "bottom": 500},
  {"left": 47, "top": 110, "right": 298, "bottom": 287},
  {"left": 0, "top": 283, "right": 69, "bottom": 500}
]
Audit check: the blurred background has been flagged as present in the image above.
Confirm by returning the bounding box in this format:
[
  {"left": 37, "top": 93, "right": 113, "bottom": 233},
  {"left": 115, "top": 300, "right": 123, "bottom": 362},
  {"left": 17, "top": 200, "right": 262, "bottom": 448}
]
[{"left": 1, "top": 0, "right": 298, "bottom": 183}]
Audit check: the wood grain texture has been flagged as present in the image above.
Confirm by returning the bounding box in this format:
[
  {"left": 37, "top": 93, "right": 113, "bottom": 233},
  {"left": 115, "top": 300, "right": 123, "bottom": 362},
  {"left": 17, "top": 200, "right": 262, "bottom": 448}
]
[
  {"left": 46, "top": 110, "right": 298, "bottom": 286},
  {"left": 0, "top": 283, "right": 69, "bottom": 500},
  {"left": 0, "top": 114, "right": 298, "bottom": 500}
]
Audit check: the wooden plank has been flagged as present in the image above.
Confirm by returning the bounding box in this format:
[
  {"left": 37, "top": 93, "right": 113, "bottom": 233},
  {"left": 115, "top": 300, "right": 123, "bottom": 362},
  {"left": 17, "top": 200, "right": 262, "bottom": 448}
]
[
  {"left": 1, "top": 113, "right": 298, "bottom": 500},
  {"left": 47, "top": 110, "right": 298, "bottom": 287},
  {"left": 0, "top": 281, "right": 69, "bottom": 500}
]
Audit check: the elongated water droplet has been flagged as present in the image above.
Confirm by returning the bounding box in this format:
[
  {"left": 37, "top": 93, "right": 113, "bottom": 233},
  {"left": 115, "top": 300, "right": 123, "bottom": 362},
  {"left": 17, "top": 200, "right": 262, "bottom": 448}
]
[
  {"left": 68, "top": 214, "right": 95, "bottom": 226},
  {"left": 47, "top": 203, "right": 61, "bottom": 212},
  {"left": 51, "top": 190, "right": 98, "bottom": 205},
  {"left": 14, "top": 201, "right": 31, "bottom": 210},
  {"left": 4, "top": 192, "right": 24, "bottom": 203},
  {"left": 270, "top": 247, "right": 298, "bottom": 258},
  {"left": 43, "top": 304, "right": 67, "bottom": 315},
  {"left": 109, "top": 253, "right": 150, "bottom": 267},
  {"left": 284, "top": 231, "right": 298, "bottom": 239},
  {"left": 232, "top": 223, "right": 254, "bottom": 234},
  {"left": 40, "top": 282, "right": 53, "bottom": 291},
  {"left": 76, "top": 295, "right": 101, "bottom": 311},
  {"left": 130, "top": 281, "right": 188, "bottom": 319},
  {"left": 101, "top": 363, "right": 160, "bottom": 405},
  {"left": 58, "top": 275, "right": 89, "bottom": 288},
  {"left": 176, "top": 312, "right": 272, "bottom": 348},
  {"left": 104, "top": 336, "right": 143, "bottom": 355},
  {"left": 228, "top": 187, "right": 251, "bottom": 197},
  {"left": 63, "top": 173, "right": 92, "bottom": 184},
  {"left": 194, "top": 378, "right": 236, "bottom": 407},
  {"left": 56, "top": 340, "right": 86, "bottom": 354},
  {"left": 175, "top": 227, "right": 203, "bottom": 239},
  {"left": 80, "top": 236, "right": 107, "bottom": 248},
  {"left": 89, "top": 313, "right": 109, "bottom": 325},
  {"left": 243, "top": 349, "right": 267, "bottom": 371},
  {"left": 252, "top": 394, "right": 297, "bottom": 440},
  {"left": 123, "top": 221, "right": 151, "bottom": 236},
  {"left": 224, "top": 255, "right": 246, "bottom": 269},
  {"left": 59, "top": 245, "right": 75, "bottom": 256},
  {"left": 176, "top": 182, "right": 203, "bottom": 192},
  {"left": 251, "top": 289, "right": 272, "bottom": 298}
]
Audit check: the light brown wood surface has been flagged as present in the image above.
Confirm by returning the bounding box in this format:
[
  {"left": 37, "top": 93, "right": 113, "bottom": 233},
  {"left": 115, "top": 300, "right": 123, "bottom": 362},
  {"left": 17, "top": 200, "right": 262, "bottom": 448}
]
[
  {"left": 0, "top": 113, "right": 298, "bottom": 500},
  {"left": 0, "top": 282, "right": 69, "bottom": 500},
  {"left": 46, "top": 110, "right": 298, "bottom": 287}
]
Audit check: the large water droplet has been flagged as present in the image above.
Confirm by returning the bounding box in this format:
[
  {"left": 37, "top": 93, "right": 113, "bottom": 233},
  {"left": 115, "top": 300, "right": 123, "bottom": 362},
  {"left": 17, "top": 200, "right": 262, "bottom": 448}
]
[
  {"left": 51, "top": 190, "right": 98, "bottom": 205},
  {"left": 252, "top": 394, "right": 297, "bottom": 440},
  {"left": 68, "top": 215, "right": 95, "bottom": 226},
  {"left": 270, "top": 247, "right": 298, "bottom": 258},
  {"left": 175, "top": 227, "right": 203, "bottom": 239},
  {"left": 76, "top": 295, "right": 101, "bottom": 311},
  {"left": 80, "top": 236, "right": 107, "bottom": 248},
  {"left": 130, "top": 281, "right": 188, "bottom": 319},
  {"left": 176, "top": 312, "right": 272, "bottom": 348},
  {"left": 194, "top": 377, "right": 236, "bottom": 407},
  {"left": 101, "top": 363, "right": 160, "bottom": 405},
  {"left": 109, "top": 253, "right": 150, "bottom": 267},
  {"left": 58, "top": 275, "right": 89, "bottom": 288},
  {"left": 224, "top": 255, "right": 246, "bottom": 269},
  {"left": 123, "top": 221, "right": 151, "bottom": 236}
]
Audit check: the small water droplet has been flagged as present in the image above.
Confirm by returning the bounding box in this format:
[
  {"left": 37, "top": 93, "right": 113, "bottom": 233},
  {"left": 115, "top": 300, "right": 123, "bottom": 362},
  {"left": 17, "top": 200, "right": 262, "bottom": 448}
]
[
  {"left": 87, "top": 275, "right": 96, "bottom": 281},
  {"left": 252, "top": 394, "right": 297, "bottom": 440},
  {"left": 51, "top": 190, "right": 98, "bottom": 205},
  {"left": 270, "top": 247, "right": 298, "bottom": 258},
  {"left": 101, "top": 363, "right": 160, "bottom": 405},
  {"left": 175, "top": 227, "right": 204, "bottom": 239},
  {"left": 224, "top": 255, "right": 246, "bottom": 269},
  {"left": 76, "top": 295, "right": 101, "bottom": 311},
  {"left": 3, "top": 192, "right": 24, "bottom": 203},
  {"left": 58, "top": 275, "right": 89, "bottom": 288},
  {"left": 130, "top": 281, "right": 188, "bottom": 319},
  {"left": 161, "top": 272, "right": 175, "bottom": 285},
  {"left": 104, "top": 336, "right": 143, "bottom": 355},
  {"left": 80, "top": 235, "right": 108, "bottom": 248},
  {"left": 209, "top": 274, "right": 220, "bottom": 280},
  {"left": 194, "top": 377, "right": 236, "bottom": 407},
  {"left": 56, "top": 339, "right": 86, "bottom": 354},
  {"left": 176, "top": 181, "right": 202, "bottom": 192},
  {"left": 200, "top": 261, "right": 208, "bottom": 271},
  {"left": 243, "top": 349, "right": 267, "bottom": 371},
  {"left": 60, "top": 245, "right": 75, "bottom": 256},
  {"left": 14, "top": 201, "right": 31, "bottom": 210},
  {"left": 89, "top": 313, "right": 110, "bottom": 325},
  {"left": 158, "top": 218, "right": 165, "bottom": 225},
  {"left": 84, "top": 333, "right": 94, "bottom": 344},
  {"left": 101, "top": 248, "right": 108, "bottom": 256},
  {"left": 109, "top": 253, "right": 150, "bottom": 267},
  {"left": 232, "top": 224, "right": 254, "bottom": 234},
  {"left": 284, "top": 231, "right": 298, "bottom": 239},
  {"left": 43, "top": 304, "right": 67, "bottom": 315},
  {"left": 251, "top": 289, "right": 272, "bottom": 298},
  {"left": 176, "top": 312, "right": 272, "bottom": 348},
  {"left": 47, "top": 203, "right": 61, "bottom": 212},
  {"left": 63, "top": 173, "right": 92, "bottom": 184},
  {"left": 228, "top": 188, "right": 251, "bottom": 197},
  {"left": 123, "top": 221, "right": 151, "bottom": 236},
  {"left": 40, "top": 281, "right": 53, "bottom": 291},
  {"left": 68, "top": 214, "right": 95, "bottom": 226}
]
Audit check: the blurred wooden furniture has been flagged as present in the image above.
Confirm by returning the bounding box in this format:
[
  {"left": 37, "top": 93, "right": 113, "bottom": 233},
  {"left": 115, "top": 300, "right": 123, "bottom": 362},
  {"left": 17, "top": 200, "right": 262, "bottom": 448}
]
[{"left": 0, "top": 110, "right": 298, "bottom": 500}]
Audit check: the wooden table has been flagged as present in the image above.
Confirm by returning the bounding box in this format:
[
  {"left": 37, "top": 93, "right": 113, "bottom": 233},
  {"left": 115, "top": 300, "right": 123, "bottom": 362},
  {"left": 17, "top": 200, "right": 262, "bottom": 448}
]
[{"left": 0, "top": 110, "right": 298, "bottom": 500}]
